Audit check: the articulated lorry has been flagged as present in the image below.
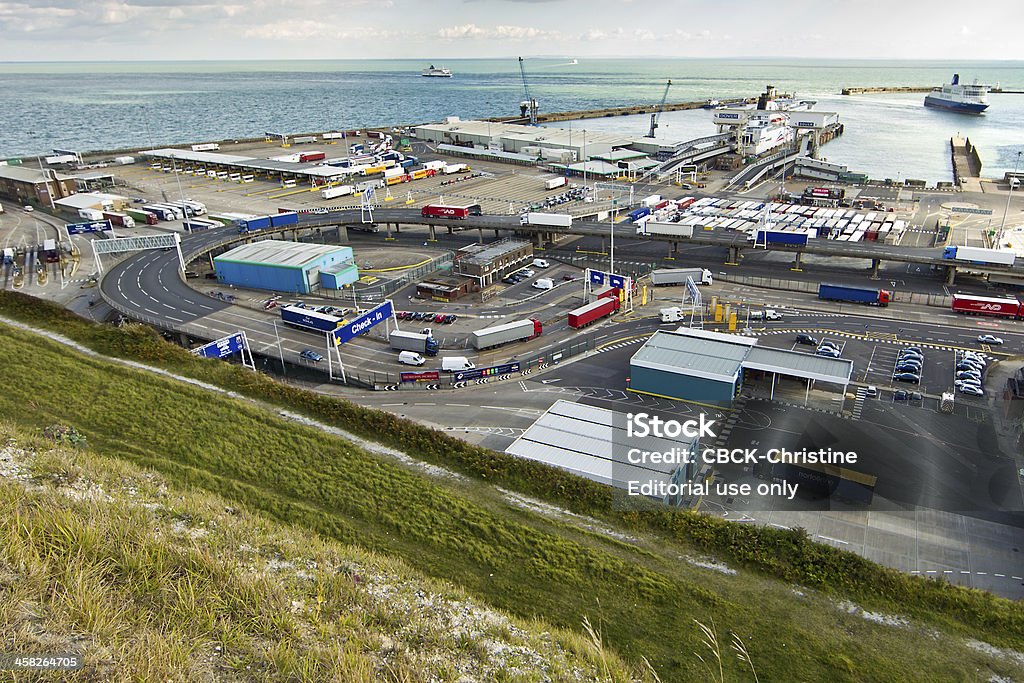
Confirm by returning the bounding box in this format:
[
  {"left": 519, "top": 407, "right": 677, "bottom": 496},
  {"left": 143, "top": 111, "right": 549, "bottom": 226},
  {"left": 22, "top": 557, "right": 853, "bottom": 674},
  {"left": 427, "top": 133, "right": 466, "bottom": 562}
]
[
  {"left": 817, "top": 283, "right": 890, "bottom": 306},
  {"left": 389, "top": 330, "right": 439, "bottom": 356},
  {"left": 568, "top": 297, "right": 619, "bottom": 329},
  {"left": 650, "top": 268, "right": 713, "bottom": 286},
  {"left": 942, "top": 246, "right": 1016, "bottom": 267},
  {"left": 280, "top": 306, "right": 345, "bottom": 334},
  {"left": 520, "top": 212, "right": 572, "bottom": 228},
  {"left": 471, "top": 319, "right": 542, "bottom": 350}
]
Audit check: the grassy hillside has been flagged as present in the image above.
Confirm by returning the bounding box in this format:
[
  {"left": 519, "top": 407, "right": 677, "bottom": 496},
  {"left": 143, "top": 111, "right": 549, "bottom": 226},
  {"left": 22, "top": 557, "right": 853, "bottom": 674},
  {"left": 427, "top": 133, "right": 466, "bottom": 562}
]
[
  {"left": 0, "top": 293, "right": 1023, "bottom": 680},
  {"left": 0, "top": 424, "right": 641, "bottom": 681}
]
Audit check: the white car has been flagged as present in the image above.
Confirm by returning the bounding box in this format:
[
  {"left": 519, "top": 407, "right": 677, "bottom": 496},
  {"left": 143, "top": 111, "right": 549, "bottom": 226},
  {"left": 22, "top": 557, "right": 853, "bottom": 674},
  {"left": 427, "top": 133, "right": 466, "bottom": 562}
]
[
  {"left": 23, "top": 205, "right": 33, "bottom": 212},
  {"left": 958, "top": 385, "right": 984, "bottom": 397},
  {"left": 977, "top": 335, "right": 1004, "bottom": 345}
]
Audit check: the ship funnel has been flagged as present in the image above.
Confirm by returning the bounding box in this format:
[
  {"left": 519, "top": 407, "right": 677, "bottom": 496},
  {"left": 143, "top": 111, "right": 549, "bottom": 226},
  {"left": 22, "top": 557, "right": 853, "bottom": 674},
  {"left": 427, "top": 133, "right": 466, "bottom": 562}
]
[{"left": 952, "top": 73, "right": 960, "bottom": 85}]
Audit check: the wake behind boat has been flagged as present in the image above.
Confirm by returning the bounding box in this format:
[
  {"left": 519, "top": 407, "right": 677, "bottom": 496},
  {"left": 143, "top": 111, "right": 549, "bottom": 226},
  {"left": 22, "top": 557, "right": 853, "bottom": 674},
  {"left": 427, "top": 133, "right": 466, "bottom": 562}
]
[{"left": 924, "top": 73, "right": 989, "bottom": 113}]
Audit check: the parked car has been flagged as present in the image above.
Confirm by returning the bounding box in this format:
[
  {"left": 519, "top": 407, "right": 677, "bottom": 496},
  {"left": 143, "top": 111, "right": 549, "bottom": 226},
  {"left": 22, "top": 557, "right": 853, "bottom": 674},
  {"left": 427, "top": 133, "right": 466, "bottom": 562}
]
[
  {"left": 955, "top": 379, "right": 982, "bottom": 391},
  {"left": 977, "top": 335, "right": 1004, "bottom": 345},
  {"left": 795, "top": 333, "right": 819, "bottom": 346},
  {"left": 562, "top": 274, "right": 575, "bottom": 281},
  {"left": 434, "top": 314, "right": 446, "bottom": 324},
  {"left": 893, "top": 372, "right": 921, "bottom": 383},
  {"left": 898, "top": 351, "right": 924, "bottom": 361},
  {"left": 818, "top": 341, "right": 840, "bottom": 351},
  {"left": 816, "top": 348, "right": 841, "bottom": 358},
  {"left": 955, "top": 371, "right": 982, "bottom": 381},
  {"left": 910, "top": 391, "right": 923, "bottom": 400},
  {"left": 444, "top": 314, "right": 457, "bottom": 324},
  {"left": 893, "top": 390, "right": 910, "bottom": 401},
  {"left": 299, "top": 349, "right": 324, "bottom": 363},
  {"left": 865, "top": 386, "right": 878, "bottom": 397},
  {"left": 958, "top": 385, "right": 984, "bottom": 397}
]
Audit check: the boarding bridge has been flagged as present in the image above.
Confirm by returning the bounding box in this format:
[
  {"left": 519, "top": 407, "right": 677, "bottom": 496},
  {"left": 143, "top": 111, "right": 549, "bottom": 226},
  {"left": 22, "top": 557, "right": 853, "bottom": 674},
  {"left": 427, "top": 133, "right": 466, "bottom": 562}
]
[{"left": 726, "top": 136, "right": 811, "bottom": 190}]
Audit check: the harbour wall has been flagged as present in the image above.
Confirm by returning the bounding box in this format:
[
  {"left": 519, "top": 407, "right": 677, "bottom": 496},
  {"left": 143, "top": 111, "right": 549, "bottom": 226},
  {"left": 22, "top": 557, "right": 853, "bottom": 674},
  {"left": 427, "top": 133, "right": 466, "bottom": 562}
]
[{"left": 485, "top": 98, "right": 756, "bottom": 125}]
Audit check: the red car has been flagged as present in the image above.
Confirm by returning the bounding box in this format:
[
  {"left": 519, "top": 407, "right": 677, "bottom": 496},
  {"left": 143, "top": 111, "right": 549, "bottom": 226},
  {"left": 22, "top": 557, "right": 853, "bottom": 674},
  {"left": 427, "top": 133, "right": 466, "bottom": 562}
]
[{"left": 434, "top": 314, "right": 446, "bottom": 324}]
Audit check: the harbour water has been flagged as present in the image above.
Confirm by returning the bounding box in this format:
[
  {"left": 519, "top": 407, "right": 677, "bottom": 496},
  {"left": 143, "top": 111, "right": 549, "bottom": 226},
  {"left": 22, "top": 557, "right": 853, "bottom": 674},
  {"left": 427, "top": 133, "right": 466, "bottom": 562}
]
[{"left": 2, "top": 58, "right": 1022, "bottom": 183}]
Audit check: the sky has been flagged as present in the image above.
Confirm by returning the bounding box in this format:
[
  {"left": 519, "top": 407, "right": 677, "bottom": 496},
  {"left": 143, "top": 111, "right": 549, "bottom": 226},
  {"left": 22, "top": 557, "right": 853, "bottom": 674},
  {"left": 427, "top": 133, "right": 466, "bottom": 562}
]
[{"left": 1, "top": 0, "right": 1023, "bottom": 62}]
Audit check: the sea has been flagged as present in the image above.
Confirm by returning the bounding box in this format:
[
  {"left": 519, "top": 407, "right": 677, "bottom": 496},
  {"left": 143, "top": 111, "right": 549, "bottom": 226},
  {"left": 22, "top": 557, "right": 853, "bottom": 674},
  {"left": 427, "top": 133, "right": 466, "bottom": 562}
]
[{"left": 2, "top": 58, "right": 1023, "bottom": 184}]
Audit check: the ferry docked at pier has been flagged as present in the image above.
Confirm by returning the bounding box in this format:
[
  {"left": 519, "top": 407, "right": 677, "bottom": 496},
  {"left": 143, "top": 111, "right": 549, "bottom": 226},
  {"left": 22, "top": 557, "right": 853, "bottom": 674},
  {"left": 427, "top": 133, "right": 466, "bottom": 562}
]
[
  {"left": 421, "top": 65, "right": 453, "bottom": 78},
  {"left": 924, "top": 74, "right": 989, "bottom": 113}
]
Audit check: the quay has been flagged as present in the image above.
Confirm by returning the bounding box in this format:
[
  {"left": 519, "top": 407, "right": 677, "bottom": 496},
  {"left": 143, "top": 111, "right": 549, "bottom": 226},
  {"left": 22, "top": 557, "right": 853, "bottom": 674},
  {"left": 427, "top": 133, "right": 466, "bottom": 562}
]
[
  {"left": 843, "top": 85, "right": 1022, "bottom": 95},
  {"left": 950, "top": 135, "right": 983, "bottom": 192},
  {"left": 485, "top": 98, "right": 755, "bottom": 125}
]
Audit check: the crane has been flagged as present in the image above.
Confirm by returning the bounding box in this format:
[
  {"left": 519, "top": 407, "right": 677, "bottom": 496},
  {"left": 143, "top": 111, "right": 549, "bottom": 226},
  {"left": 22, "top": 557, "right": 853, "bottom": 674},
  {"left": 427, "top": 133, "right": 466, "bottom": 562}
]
[
  {"left": 646, "top": 79, "right": 672, "bottom": 138},
  {"left": 518, "top": 56, "right": 539, "bottom": 125}
]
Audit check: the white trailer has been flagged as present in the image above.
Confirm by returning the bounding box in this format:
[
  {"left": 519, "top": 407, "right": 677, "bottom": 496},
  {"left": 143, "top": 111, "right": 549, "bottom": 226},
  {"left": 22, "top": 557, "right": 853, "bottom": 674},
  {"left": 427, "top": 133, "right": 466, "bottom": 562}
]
[
  {"left": 521, "top": 212, "right": 572, "bottom": 228},
  {"left": 640, "top": 221, "right": 695, "bottom": 238},
  {"left": 651, "top": 268, "right": 713, "bottom": 286},
  {"left": 321, "top": 185, "right": 354, "bottom": 199},
  {"left": 191, "top": 143, "right": 220, "bottom": 152},
  {"left": 950, "top": 246, "right": 1016, "bottom": 266},
  {"left": 544, "top": 176, "right": 568, "bottom": 190}
]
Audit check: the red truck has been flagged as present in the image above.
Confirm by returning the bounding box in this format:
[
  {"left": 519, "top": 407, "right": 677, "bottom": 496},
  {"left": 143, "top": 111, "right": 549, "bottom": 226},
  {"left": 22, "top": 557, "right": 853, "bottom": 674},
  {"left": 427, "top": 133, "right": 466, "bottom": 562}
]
[
  {"left": 299, "top": 151, "right": 326, "bottom": 163},
  {"left": 568, "top": 296, "right": 621, "bottom": 329},
  {"left": 951, "top": 293, "right": 1022, "bottom": 319},
  {"left": 421, "top": 203, "right": 483, "bottom": 219}
]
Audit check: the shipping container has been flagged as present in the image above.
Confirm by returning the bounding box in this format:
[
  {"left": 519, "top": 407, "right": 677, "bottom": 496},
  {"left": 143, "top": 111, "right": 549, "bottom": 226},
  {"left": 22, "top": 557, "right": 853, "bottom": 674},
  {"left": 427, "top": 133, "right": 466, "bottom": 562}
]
[
  {"left": 628, "top": 206, "right": 651, "bottom": 222},
  {"left": 237, "top": 215, "right": 273, "bottom": 233},
  {"left": 470, "top": 319, "right": 542, "bottom": 350},
  {"left": 544, "top": 176, "right": 568, "bottom": 190},
  {"left": 950, "top": 293, "right": 1021, "bottom": 319},
  {"left": 270, "top": 212, "right": 299, "bottom": 227},
  {"left": 567, "top": 297, "right": 620, "bottom": 329},
  {"left": 756, "top": 230, "right": 809, "bottom": 246},
  {"left": 299, "top": 151, "right": 326, "bottom": 163}
]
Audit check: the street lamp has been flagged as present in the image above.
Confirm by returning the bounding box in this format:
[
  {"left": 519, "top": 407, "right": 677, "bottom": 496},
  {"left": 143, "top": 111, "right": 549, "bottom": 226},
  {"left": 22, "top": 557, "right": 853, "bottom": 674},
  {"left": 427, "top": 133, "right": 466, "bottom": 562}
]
[{"left": 998, "top": 150, "right": 1022, "bottom": 245}]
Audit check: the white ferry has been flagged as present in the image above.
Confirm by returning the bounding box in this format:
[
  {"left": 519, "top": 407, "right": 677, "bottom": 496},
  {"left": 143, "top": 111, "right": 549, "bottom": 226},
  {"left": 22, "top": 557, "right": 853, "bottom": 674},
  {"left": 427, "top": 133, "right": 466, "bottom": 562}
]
[
  {"left": 924, "top": 74, "right": 989, "bottom": 113},
  {"left": 421, "top": 65, "right": 453, "bottom": 78}
]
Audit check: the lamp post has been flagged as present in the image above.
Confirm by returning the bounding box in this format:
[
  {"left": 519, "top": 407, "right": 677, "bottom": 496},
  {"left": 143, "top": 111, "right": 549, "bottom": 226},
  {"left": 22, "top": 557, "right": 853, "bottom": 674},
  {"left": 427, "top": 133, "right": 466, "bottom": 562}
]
[{"left": 998, "top": 150, "right": 1022, "bottom": 245}]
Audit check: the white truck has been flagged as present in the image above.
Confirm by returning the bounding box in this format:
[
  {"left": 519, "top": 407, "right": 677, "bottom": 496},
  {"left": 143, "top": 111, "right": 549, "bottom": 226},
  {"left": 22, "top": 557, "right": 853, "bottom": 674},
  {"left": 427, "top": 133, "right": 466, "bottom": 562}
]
[
  {"left": 544, "top": 176, "right": 567, "bottom": 190},
  {"left": 650, "top": 268, "right": 713, "bottom": 286},
  {"left": 660, "top": 307, "right": 685, "bottom": 323},
  {"left": 441, "top": 357, "right": 475, "bottom": 372},
  {"left": 521, "top": 212, "right": 572, "bottom": 228},
  {"left": 639, "top": 221, "right": 695, "bottom": 238},
  {"left": 749, "top": 309, "right": 783, "bottom": 321},
  {"left": 321, "top": 185, "right": 354, "bottom": 199},
  {"left": 78, "top": 208, "right": 104, "bottom": 221}
]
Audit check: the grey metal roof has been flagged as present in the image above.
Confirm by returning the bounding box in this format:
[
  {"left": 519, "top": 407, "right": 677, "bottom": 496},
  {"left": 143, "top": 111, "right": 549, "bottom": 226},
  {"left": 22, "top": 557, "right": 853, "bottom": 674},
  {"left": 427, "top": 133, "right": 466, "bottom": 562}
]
[
  {"left": 630, "top": 330, "right": 750, "bottom": 383},
  {"left": 0, "top": 165, "right": 74, "bottom": 183},
  {"left": 506, "top": 400, "right": 699, "bottom": 489},
  {"left": 215, "top": 240, "right": 352, "bottom": 269},
  {"left": 458, "top": 239, "right": 530, "bottom": 266},
  {"left": 142, "top": 148, "right": 254, "bottom": 164},
  {"left": 744, "top": 347, "right": 853, "bottom": 384}
]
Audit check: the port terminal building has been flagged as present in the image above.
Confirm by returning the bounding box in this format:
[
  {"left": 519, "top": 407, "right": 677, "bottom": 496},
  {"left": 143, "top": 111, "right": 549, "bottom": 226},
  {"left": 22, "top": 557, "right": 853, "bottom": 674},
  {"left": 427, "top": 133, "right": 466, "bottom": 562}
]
[
  {"left": 213, "top": 240, "right": 357, "bottom": 294},
  {"left": 629, "top": 328, "right": 853, "bottom": 409}
]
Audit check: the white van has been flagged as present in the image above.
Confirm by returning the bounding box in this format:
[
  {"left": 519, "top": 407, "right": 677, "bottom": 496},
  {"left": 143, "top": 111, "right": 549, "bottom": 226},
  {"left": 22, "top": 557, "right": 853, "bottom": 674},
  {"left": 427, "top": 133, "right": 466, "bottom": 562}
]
[
  {"left": 532, "top": 278, "right": 554, "bottom": 290},
  {"left": 398, "top": 351, "right": 425, "bottom": 366},
  {"left": 532, "top": 258, "right": 550, "bottom": 268},
  {"left": 441, "top": 356, "right": 475, "bottom": 372},
  {"left": 660, "top": 307, "right": 685, "bottom": 323}
]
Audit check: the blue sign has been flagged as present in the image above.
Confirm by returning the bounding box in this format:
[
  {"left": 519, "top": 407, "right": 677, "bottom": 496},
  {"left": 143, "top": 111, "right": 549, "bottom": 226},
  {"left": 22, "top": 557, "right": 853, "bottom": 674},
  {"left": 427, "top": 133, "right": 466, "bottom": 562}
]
[
  {"left": 454, "top": 362, "right": 520, "bottom": 382},
  {"left": 193, "top": 332, "right": 245, "bottom": 359},
  {"left": 66, "top": 220, "right": 111, "bottom": 235},
  {"left": 609, "top": 274, "right": 625, "bottom": 289},
  {"left": 332, "top": 300, "right": 394, "bottom": 346},
  {"left": 589, "top": 271, "right": 606, "bottom": 285}
]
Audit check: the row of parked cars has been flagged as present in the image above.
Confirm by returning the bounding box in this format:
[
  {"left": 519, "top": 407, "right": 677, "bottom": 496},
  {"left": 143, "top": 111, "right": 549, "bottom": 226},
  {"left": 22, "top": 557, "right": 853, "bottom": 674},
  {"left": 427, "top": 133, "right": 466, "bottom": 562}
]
[
  {"left": 396, "top": 311, "right": 458, "bottom": 324},
  {"left": 954, "top": 351, "right": 987, "bottom": 397},
  {"left": 892, "top": 346, "right": 925, "bottom": 384}
]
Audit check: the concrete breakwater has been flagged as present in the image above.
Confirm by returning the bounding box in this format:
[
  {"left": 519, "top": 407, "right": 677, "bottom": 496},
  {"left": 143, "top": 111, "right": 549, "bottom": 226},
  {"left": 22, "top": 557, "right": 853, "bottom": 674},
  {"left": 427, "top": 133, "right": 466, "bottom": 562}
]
[
  {"left": 485, "top": 98, "right": 756, "bottom": 125},
  {"left": 841, "top": 86, "right": 932, "bottom": 95}
]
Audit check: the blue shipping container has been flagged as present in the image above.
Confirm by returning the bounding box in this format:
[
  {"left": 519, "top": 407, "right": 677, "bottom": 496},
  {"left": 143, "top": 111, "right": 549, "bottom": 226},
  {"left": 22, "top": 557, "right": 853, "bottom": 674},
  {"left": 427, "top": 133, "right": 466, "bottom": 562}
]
[
  {"left": 280, "top": 305, "right": 343, "bottom": 333},
  {"left": 943, "top": 246, "right": 957, "bottom": 259},
  {"left": 270, "top": 211, "right": 299, "bottom": 227},
  {"left": 758, "top": 231, "right": 809, "bottom": 246}
]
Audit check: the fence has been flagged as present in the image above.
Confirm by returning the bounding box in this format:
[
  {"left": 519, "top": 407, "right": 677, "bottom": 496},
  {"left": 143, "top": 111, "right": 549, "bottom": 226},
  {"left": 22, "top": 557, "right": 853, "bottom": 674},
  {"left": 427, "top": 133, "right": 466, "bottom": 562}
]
[
  {"left": 352, "top": 253, "right": 453, "bottom": 300},
  {"left": 712, "top": 272, "right": 953, "bottom": 308}
]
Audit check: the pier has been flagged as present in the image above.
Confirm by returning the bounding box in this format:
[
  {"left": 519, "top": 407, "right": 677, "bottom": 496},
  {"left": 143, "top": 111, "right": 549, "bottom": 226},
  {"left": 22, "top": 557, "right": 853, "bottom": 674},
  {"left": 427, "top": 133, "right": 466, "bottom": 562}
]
[
  {"left": 485, "top": 98, "right": 755, "bottom": 125},
  {"left": 843, "top": 85, "right": 1023, "bottom": 95},
  {"left": 950, "top": 136, "right": 983, "bottom": 192}
]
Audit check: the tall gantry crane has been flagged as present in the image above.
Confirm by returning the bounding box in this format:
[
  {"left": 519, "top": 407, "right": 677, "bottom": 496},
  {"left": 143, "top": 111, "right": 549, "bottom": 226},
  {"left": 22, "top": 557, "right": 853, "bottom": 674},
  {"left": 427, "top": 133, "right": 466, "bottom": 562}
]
[
  {"left": 646, "top": 79, "right": 672, "bottom": 138},
  {"left": 518, "top": 57, "right": 539, "bottom": 125}
]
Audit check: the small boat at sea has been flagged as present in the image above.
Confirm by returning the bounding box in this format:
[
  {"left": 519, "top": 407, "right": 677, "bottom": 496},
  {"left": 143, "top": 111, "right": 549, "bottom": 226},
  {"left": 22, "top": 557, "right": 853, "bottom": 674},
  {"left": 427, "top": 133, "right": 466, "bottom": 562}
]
[
  {"left": 924, "top": 74, "right": 989, "bottom": 113},
  {"left": 421, "top": 65, "right": 453, "bottom": 78}
]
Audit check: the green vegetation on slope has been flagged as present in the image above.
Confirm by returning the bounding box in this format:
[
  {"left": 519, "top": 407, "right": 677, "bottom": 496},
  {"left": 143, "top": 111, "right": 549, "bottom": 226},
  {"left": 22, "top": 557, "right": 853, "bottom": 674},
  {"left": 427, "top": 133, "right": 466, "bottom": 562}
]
[
  {"left": 0, "top": 292, "right": 1022, "bottom": 681},
  {"left": 0, "top": 424, "right": 640, "bottom": 681}
]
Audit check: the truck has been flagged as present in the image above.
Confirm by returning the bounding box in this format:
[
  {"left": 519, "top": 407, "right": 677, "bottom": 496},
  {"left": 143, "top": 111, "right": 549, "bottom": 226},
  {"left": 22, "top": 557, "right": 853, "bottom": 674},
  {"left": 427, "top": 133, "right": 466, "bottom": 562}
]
[
  {"left": 940, "top": 392, "right": 955, "bottom": 414},
  {"left": 78, "top": 208, "right": 104, "bottom": 221},
  {"left": 421, "top": 203, "right": 482, "bottom": 219},
  {"left": 42, "top": 239, "right": 58, "bottom": 263},
  {"left": 141, "top": 205, "right": 175, "bottom": 221},
  {"left": 299, "top": 151, "right": 326, "bottom": 163},
  {"left": 471, "top": 318, "right": 542, "bottom": 350},
  {"left": 756, "top": 230, "right": 810, "bottom": 246},
  {"left": 641, "top": 194, "right": 663, "bottom": 208},
  {"left": 520, "top": 212, "right": 572, "bottom": 228},
  {"left": 544, "top": 176, "right": 567, "bottom": 190},
  {"left": 124, "top": 208, "right": 159, "bottom": 225},
  {"left": 101, "top": 211, "right": 136, "bottom": 228},
  {"left": 321, "top": 185, "right": 354, "bottom": 199},
  {"left": 568, "top": 297, "right": 620, "bottom": 329},
  {"left": 950, "top": 293, "right": 1022, "bottom": 319},
  {"left": 651, "top": 268, "right": 713, "bottom": 286},
  {"left": 817, "top": 283, "right": 891, "bottom": 307},
  {"left": 442, "top": 163, "right": 468, "bottom": 174},
  {"left": 2, "top": 247, "right": 14, "bottom": 265},
  {"left": 389, "top": 330, "right": 439, "bottom": 356},
  {"left": 270, "top": 211, "right": 299, "bottom": 227},
  {"left": 114, "top": 156, "right": 136, "bottom": 165},
  {"left": 280, "top": 305, "right": 345, "bottom": 334},
  {"left": 191, "top": 143, "right": 220, "bottom": 152},
  {"left": 441, "top": 356, "right": 475, "bottom": 372},
  {"left": 942, "top": 246, "right": 1016, "bottom": 267},
  {"left": 237, "top": 215, "right": 272, "bottom": 233},
  {"left": 628, "top": 206, "right": 651, "bottom": 222},
  {"left": 640, "top": 221, "right": 694, "bottom": 238}
]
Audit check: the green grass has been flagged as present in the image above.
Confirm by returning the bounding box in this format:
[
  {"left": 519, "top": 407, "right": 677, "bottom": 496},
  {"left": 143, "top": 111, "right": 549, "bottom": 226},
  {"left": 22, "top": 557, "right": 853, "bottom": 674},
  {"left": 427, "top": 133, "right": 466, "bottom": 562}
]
[{"left": 1, "top": 293, "right": 1023, "bottom": 680}]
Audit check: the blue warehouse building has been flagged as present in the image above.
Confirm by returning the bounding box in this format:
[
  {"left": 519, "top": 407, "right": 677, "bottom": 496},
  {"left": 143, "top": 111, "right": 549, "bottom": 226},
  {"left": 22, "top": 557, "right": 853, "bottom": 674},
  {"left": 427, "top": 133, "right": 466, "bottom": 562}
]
[
  {"left": 629, "top": 328, "right": 853, "bottom": 409},
  {"left": 214, "top": 240, "right": 358, "bottom": 294}
]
